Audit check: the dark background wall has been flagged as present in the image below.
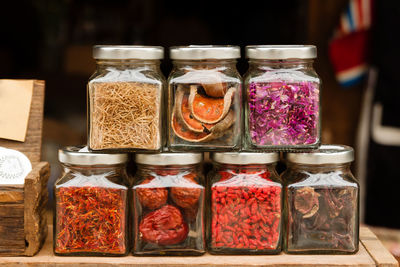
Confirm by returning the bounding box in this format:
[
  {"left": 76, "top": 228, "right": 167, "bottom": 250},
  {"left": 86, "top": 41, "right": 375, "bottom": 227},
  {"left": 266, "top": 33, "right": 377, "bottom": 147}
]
[
  {"left": 2, "top": 0, "right": 378, "bottom": 222},
  {"left": 0, "top": 0, "right": 359, "bottom": 147}
]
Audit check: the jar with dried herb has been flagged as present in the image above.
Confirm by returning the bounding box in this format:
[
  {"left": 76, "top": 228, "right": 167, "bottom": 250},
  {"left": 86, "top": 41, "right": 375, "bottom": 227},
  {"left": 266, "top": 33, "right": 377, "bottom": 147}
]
[
  {"left": 208, "top": 152, "right": 282, "bottom": 254},
  {"left": 282, "top": 145, "right": 359, "bottom": 254},
  {"left": 244, "top": 45, "right": 320, "bottom": 151},
  {"left": 168, "top": 45, "right": 242, "bottom": 151},
  {"left": 88, "top": 45, "right": 165, "bottom": 152},
  {"left": 54, "top": 146, "right": 130, "bottom": 256},
  {"left": 133, "top": 153, "right": 205, "bottom": 255}
]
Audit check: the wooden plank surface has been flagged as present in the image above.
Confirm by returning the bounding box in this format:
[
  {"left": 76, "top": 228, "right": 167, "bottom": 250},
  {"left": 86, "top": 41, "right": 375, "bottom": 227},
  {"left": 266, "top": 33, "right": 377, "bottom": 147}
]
[
  {"left": 0, "top": 162, "right": 50, "bottom": 257},
  {"left": 0, "top": 226, "right": 396, "bottom": 266},
  {"left": 24, "top": 162, "right": 50, "bottom": 256},
  {"left": 0, "top": 187, "right": 24, "bottom": 204},
  {"left": 0, "top": 80, "right": 45, "bottom": 164},
  {"left": 361, "top": 227, "right": 399, "bottom": 267}
]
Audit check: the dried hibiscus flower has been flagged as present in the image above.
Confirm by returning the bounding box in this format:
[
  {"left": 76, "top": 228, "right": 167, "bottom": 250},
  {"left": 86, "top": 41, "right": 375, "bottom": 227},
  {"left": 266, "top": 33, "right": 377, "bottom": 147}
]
[
  {"left": 294, "top": 187, "right": 320, "bottom": 218},
  {"left": 248, "top": 81, "right": 319, "bottom": 146}
]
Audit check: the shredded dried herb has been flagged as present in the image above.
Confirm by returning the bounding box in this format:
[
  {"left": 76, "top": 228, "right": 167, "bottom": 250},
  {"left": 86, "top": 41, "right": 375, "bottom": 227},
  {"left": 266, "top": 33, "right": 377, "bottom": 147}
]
[
  {"left": 55, "top": 186, "right": 127, "bottom": 254},
  {"left": 248, "top": 81, "right": 319, "bottom": 146}
]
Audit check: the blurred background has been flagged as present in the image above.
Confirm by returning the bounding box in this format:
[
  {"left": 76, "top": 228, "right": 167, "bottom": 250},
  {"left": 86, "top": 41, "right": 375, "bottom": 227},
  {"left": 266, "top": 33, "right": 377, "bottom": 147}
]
[{"left": 1, "top": 0, "right": 399, "bottom": 259}]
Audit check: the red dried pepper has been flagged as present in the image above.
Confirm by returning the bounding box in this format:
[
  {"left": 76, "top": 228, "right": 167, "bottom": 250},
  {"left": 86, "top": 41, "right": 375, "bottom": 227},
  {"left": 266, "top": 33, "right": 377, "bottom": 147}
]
[
  {"left": 210, "top": 169, "right": 281, "bottom": 251},
  {"left": 55, "top": 186, "right": 127, "bottom": 254},
  {"left": 139, "top": 205, "right": 188, "bottom": 245}
]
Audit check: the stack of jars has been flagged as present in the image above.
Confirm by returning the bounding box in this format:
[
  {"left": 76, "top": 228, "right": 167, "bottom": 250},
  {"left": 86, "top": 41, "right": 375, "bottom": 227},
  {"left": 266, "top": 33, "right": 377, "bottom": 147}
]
[{"left": 54, "top": 45, "right": 359, "bottom": 256}]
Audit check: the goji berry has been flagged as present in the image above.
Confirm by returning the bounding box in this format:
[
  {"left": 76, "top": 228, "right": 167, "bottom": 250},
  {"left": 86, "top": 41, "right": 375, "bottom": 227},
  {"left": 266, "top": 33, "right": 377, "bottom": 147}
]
[{"left": 210, "top": 166, "right": 282, "bottom": 252}]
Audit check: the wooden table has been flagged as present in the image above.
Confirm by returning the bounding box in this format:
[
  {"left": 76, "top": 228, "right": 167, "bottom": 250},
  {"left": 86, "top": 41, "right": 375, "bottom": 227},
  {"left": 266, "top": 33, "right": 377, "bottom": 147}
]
[{"left": 0, "top": 226, "right": 397, "bottom": 266}]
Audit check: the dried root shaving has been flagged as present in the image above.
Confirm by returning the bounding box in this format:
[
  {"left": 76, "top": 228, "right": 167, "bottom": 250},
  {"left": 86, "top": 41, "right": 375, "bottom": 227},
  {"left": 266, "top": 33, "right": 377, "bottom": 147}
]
[{"left": 89, "top": 82, "right": 161, "bottom": 150}]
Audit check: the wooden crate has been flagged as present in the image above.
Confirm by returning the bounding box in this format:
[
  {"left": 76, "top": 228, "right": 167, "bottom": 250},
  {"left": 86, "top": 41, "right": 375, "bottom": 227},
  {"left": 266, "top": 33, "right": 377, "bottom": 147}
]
[
  {"left": 0, "top": 226, "right": 397, "bottom": 266},
  {"left": 0, "top": 80, "right": 50, "bottom": 256}
]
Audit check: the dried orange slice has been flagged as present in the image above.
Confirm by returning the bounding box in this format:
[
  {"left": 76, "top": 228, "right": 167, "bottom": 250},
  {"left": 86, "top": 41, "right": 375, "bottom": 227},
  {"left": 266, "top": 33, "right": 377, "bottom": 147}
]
[
  {"left": 171, "top": 109, "right": 235, "bottom": 143},
  {"left": 171, "top": 111, "right": 210, "bottom": 142},
  {"left": 189, "top": 85, "right": 235, "bottom": 124},
  {"left": 175, "top": 87, "right": 215, "bottom": 133}
]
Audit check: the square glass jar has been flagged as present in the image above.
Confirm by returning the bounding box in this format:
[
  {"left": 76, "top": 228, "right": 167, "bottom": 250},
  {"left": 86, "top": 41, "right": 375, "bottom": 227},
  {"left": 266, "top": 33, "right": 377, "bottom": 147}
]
[
  {"left": 244, "top": 45, "right": 321, "bottom": 151},
  {"left": 167, "top": 45, "right": 242, "bottom": 152},
  {"left": 88, "top": 45, "right": 165, "bottom": 152}
]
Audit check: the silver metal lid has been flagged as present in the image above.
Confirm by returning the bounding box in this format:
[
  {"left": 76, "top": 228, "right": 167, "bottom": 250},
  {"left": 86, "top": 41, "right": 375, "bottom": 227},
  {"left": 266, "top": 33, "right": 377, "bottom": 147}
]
[
  {"left": 211, "top": 152, "right": 279, "bottom": 165},
  {"left": 135, "top": 153, "right": 203, "bottom": 165},
  {"left": 170, "top": 45, "right": 240, "bottom": 60},
  {"left": 246, "top": 45, "right": 317, "bottom": 59},
  {"left": 285, "top": 145, "right": 354, "bottom": 165},
  {"left": 58, "top": 146, "right": 129, "bottom": 165},
  {"left": 93, "top": 45, "right": 164, "bottom": 60}
]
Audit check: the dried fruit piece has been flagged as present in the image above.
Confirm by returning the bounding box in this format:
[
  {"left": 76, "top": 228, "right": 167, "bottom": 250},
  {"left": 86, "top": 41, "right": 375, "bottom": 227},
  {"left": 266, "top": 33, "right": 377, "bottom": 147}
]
[
  {"left": 294, "top": 187, "right": 320, "bottom": 218},
  {"left": 171, "top": 173, "right": 201, "bottom": 209},
  {"left": 171, "top": 108, "right": 235, "bottom": 143},
  {"left": 136, "top": 177, "right": 168, "bottom": 210},
  {"left": 209, "top": 110, "right": 235, "bottom": 134},
  {"left": 202, "top": 82, "right": 228, "bottom": 97},
  {"left": 139, "top": 205, "right": 188, "bottom": 245},
  {"left": 171, "top": 111, "right": 210, "bottom": 142},
  {"left": 200, "top": 72, "right": 228, "bottom": 97},
  {"left": 175, "top": 86, "right": 215, "bottom": 133},
  {"left": 189, "top": 85, "right": 235, "bottom": 124}
]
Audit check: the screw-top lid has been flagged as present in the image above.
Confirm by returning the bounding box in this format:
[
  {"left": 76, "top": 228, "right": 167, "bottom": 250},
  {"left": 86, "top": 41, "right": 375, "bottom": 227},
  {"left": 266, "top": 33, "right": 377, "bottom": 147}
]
[
  {"left": 285, "top": 145, "right": 354, "bottom": 165},
  {"left": 246, "top": 45, "right": 317, "bottom": 60},
  {"left": 93, "top": 45, "right": 164, "bottom": 60},
  {"left": 135, "top": 152, "right": 203, "bottom": 165},
  {"left": 58, "top": 146, "right": 129, "bottom": 165},
  {"left": 170, "top": 45, "right": 240, "bottom": 60},
  {"left": 211, "top": 152, "right": 279, "bottom": 165}
]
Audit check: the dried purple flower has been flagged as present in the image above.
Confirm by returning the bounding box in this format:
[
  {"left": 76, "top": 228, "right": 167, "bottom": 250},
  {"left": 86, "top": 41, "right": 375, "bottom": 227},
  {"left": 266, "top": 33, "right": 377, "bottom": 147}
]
[{"left": 248, "top": 81, "right": 319, "bottom": 146}]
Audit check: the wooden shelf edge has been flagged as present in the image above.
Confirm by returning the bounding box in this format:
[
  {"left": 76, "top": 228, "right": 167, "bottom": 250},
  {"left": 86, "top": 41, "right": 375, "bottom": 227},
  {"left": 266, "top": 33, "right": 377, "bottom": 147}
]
[{"left": 0, "top": 226, "right": 397, "bottom": 266}]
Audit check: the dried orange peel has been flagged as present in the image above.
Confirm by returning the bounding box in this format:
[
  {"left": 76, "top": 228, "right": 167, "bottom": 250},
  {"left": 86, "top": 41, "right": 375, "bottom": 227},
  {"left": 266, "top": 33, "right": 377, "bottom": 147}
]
[
  {"left": 200, "top": 72, "right": 228, "bottom": 97},
  {"left": 189, "top": 85, "right": 235, "bottom": 124},
  {"left": 171, "top": 107, "right": 235, "bottom": 143},
  {"left": 175, "top": 86, "right": 215, "bottom": 133},
  {"left": 171, "top": 111, "right": 210, "bottom": 142}
]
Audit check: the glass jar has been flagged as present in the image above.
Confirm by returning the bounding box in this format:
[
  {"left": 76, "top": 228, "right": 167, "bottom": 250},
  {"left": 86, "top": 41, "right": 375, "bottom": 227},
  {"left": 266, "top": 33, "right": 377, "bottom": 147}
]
[
  {"left": 167, "top": 45, "right": 242, "bottom": 151},
  {"left": 54, "top": 146, "right": 130, "bottom": 256},
  {"left": 282, "top": 145, "right": 359, "bottom": 254},
  {"left": 88, "top": 45, "right": 165, "bottom": 152},
  {"left": 133, "top": 153, "right": 205, "bottom": 255},
  {"left": 208, "top": 152, "right": 282, "bottom": 254},
  {"left": 244, "top": 45, "right": 320, "bottom": 151}
]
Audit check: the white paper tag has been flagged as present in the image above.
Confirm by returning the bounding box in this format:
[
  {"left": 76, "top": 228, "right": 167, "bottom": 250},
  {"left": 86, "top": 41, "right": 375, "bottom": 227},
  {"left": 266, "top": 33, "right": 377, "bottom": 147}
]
[{"left": 0, "top": 147, "right": 32, "bottom": 185}]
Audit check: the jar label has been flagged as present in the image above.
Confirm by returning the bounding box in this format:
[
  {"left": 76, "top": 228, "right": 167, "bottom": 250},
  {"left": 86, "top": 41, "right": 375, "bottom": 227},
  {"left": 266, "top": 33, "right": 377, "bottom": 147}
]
[{"left": 0, "top": 147, "right": 32, "bottom": 185}]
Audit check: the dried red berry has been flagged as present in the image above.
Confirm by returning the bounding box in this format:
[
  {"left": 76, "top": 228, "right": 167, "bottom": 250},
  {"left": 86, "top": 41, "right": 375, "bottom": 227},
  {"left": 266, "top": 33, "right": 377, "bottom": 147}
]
[
  {"left": 139, "top": 205, "right": 188, "bottom": 245},
  {"left": 136, "top": 177, "right": 168, "bottom": 210},
  {"left": 210, "top": 168, "right": 281, "bottom": 251}
]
